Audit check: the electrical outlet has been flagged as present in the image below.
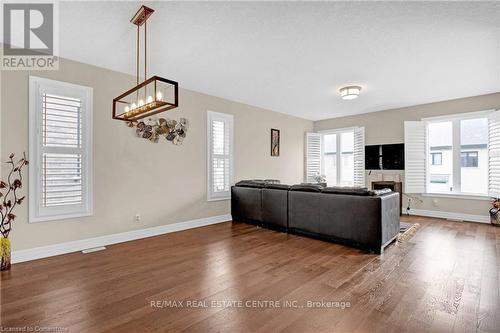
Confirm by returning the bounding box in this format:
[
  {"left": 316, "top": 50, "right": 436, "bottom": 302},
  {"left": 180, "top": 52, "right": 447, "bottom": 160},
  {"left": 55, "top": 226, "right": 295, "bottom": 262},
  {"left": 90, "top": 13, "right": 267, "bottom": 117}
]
[{"left": 135, "top": 213, "right": 140, "bottom": 223}]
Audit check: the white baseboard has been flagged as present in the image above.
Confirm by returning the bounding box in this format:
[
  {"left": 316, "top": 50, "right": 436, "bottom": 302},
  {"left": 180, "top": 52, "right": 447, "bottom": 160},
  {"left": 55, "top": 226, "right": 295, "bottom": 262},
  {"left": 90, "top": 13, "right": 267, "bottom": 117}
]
[
  {"left": 12, "top": 214, "right": 232, "bottom": 264},
  {"left": 408, "top": 209, "right": 489, "bottom": 224}
]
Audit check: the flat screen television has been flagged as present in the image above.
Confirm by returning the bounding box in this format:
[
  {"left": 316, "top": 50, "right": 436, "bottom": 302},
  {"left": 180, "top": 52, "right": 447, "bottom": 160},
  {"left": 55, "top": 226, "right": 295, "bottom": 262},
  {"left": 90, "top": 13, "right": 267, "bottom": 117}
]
[{"left": 365, "top": 143, "right": 404, "bottom": 170}]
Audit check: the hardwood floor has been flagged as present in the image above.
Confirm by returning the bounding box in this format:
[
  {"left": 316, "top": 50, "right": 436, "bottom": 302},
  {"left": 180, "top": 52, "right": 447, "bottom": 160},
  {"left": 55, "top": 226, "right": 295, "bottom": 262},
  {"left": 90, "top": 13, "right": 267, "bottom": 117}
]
[{"left": 1, "top": 216, "right": 499, "bottom": 333}]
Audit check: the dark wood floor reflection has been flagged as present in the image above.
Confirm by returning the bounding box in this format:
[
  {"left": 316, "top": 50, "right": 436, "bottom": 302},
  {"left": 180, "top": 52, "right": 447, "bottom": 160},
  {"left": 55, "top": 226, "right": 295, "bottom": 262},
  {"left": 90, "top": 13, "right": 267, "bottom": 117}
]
[{"left": 1, "top": 216, "right": 499, "bottom": 332}]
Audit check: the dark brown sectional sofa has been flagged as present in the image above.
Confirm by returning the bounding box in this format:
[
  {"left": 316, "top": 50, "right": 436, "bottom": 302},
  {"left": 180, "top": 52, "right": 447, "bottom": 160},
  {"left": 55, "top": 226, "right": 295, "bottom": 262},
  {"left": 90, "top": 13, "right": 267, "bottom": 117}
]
[{"left": 231, "top": 181, "right": 400, "bottom": 254}]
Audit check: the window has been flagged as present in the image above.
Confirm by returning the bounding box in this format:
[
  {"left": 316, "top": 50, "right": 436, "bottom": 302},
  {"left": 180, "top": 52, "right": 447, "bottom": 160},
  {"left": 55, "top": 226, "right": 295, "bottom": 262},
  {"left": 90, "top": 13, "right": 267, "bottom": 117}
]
[
  {"left": 29, "top": 76, "right": 93, "bottom": 222},
  {"left": 322, "top": 134, "right": 337, "bottom": 185},
  {"left": 461, "top": 151, "right": 478, "bottom": 167},
  {"left": 321, "top": 131, "right": 354, "bottom": 186},
  {"left": 431, "top": 152, "right": 442, "bottom": 165},
  {"left": 405, "top": 111, "right": 493, "bottom": 197},
  {"left": 306, "top": 127, "right": 364, "bottom": 187},
  {"left": 207, "top": 111, "right": 233, "bottom": 200},
  {"left": 427, "top": 121, "right": 453, "bottom": 193},
  {"left": 340, "top": 131, "right": 355, "bottom": 186}
]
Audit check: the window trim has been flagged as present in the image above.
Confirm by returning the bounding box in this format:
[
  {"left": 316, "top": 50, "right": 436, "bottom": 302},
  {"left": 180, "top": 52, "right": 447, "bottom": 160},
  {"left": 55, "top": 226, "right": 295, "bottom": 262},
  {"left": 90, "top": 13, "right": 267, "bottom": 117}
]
[
  {"left": 206, "top": 111, "right": 234, "bottom": 201},
  {"left": 316, "top": 126, "right": 363, "bottom": 187},
  {"left": 421, "top": 193, "right": 490, "bottom": 201},
  {"left": 29, "top": 76, "right": 93, "bottom": 223},
  {"left": 422, "top": 110, "right": 493, "bottom": 122},
  {"left": 424, "top": 111, "right": 490, "bottom": 198}
]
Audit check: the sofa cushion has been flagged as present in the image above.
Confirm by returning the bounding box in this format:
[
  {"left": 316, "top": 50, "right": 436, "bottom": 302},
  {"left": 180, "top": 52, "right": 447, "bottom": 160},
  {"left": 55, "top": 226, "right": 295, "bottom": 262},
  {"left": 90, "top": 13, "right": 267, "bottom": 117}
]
[
  {"left": 301, "top": 182, "right": 327, "bottom": 187},
  {"left": 290, "top": 184, "right": 323, "bottom": 192},
  {"left": 262, "top": 187, "right": 288, "bottom": 228},
  {"left": 322, "top": 186, "right": 370, "bottom": 196},
  {"left": 288, "top": 191, "right": 320, "bottom": 233},
  {"left": 235, "top": 180, "right": 266, "bottom": 188},
  {"left": 265, "top": 184, "right": 291, "bottom": 190},
  {"left": 236, "top": 179, "right": 282, "bottom": 188},
  {"left": 250, "top": 179, "right": 267, "bottom": 183},
  {"left": 231, "top": 186, "right": 262, "bottom": 222}
]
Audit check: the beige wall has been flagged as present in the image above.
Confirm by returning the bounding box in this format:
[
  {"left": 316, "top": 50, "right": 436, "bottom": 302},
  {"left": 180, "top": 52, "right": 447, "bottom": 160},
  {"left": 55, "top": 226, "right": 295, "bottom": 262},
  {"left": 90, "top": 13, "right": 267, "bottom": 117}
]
[
  {"left": 314, "top": 93, "right": 500, "bottom": 217},
  {"left": 1, "top": 58, "right": 312, "bottom": 250}
]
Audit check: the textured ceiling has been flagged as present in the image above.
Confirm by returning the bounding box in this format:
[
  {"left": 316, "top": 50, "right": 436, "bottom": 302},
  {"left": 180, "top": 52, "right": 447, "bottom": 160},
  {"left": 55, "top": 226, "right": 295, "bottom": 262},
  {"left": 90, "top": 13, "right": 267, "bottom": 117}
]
[{"left": 53, "top": 1, "right": 500, "bottom": 120}]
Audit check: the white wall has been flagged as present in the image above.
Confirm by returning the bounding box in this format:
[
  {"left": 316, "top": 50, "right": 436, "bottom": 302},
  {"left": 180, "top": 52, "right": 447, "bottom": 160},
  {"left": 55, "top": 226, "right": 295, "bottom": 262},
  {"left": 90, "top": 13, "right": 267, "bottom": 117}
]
[{"left": 1, "top": 58, "right": 313, "bottom": 250}]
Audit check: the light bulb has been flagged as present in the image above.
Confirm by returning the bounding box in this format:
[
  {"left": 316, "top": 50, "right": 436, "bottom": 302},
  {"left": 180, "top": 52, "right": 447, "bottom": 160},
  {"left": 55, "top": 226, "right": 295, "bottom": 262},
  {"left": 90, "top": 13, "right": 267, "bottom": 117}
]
[
  {"left": 131, "top": 102, "right": 137, "bottom": 109},
  {"left": 156, "top": 91, "right": 163, "bottom": 101},
  {"left": 124, "top": 105, "right": 130, "bottom": 113},
  {"left": 146, "top": 95, "right": 153, "bottom": 104},
  {"left": 138, "top": 99, "right": 144, "bottom": 107}
]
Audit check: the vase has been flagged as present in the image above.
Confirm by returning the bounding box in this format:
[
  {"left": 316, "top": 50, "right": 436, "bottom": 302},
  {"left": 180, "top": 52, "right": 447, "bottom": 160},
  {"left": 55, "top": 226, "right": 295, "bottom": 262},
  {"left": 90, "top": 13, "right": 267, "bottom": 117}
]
[
  {"left": 0, "top": 237, "right": 11, "bottom": 271},
  {"left": 491, "top": 208, "right": 500, "bottom": 227}
]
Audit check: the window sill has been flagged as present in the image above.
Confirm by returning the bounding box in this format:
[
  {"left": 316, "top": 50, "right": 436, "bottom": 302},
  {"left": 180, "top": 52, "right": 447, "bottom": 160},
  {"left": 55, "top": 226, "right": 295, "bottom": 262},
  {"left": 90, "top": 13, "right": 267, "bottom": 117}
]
[
  {"left": 29, "top": 211, "right": 93, "bottom": 223},
  {"left": 422, "top": 193, "right": 490, "bottom": 201},
  {"left": 207, "top": 197, "right": 231, "bottom": 202}
]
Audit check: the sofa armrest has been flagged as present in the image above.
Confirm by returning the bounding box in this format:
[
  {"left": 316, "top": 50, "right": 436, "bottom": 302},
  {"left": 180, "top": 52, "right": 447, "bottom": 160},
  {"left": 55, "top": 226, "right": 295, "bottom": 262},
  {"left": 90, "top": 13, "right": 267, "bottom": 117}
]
[
  {"left": 379, "top": 192, "right": 400, "bottom": 247},
  {"left": 231, "top": 186, "right": 262, "bottom": 223}
]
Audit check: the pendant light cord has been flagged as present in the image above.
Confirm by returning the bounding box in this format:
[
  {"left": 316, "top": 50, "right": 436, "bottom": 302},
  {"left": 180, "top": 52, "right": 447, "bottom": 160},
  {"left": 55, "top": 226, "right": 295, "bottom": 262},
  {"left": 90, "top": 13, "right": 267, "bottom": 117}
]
[
  {"left": 136, "top": 23, "right": 139, "bottom": 102},
  {"left": 136, "top": 24, "right": 139, "bottom": 85}
]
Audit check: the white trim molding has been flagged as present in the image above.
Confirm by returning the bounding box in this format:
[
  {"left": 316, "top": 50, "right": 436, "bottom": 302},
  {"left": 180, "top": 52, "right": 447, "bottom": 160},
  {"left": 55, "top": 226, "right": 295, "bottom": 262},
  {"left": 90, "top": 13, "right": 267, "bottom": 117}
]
[
  {"left": 12, "top": 214, "right": 231, "bottom": 264},
  {"left": 408, "top": 209, "right": 489, "bottom": 224},
  {"left": 29, "top": 76, "right": 93, "bottom": 223},
  {"left": 421, "top": 193, "right": 490, "bottom": 201},
  {"left": 422, "top": 109, "right": 494, "bottom": 122}
]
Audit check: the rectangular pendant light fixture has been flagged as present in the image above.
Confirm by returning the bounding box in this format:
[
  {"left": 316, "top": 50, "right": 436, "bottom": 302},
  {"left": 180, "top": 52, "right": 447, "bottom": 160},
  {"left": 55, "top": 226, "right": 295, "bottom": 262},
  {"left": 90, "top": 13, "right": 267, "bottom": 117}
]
[{"left": 112, "top": 6, "right": 179, "bottom": 121}]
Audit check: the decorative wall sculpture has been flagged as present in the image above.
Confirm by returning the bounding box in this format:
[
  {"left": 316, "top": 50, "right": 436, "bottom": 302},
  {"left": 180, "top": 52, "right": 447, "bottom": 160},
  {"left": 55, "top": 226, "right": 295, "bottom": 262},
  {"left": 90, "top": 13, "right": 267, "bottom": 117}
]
[{"left": 127, "top": 118, "right": 189, "bottom": 145}]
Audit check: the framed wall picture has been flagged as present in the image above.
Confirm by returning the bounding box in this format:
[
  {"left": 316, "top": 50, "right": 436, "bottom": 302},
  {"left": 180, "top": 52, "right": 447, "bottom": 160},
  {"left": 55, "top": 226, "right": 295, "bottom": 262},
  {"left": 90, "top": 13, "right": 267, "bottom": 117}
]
[{"left": 271, "top": 128, "right": 280, "bottom": 156}]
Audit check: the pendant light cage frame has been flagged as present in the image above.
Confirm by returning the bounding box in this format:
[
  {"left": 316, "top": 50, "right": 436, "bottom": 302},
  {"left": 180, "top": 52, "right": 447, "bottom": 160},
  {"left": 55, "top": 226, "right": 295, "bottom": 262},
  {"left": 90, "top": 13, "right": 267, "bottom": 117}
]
[{"left": 112, "top": 5, "right": 179, "bottom": 122}]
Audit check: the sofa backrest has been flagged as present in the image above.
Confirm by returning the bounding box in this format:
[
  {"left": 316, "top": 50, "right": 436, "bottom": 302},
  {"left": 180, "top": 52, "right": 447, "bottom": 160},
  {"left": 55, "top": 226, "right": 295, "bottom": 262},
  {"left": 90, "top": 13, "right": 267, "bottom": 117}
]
[
  {"left": 265, "top": 184, "right": 291, "bottom": 190},
  {"left": 231, "top": 186, "right": 263, "bottom": 222},
  {"left": 289, "top": 184, "right": 323, "bottom": 192},
  {"left": 321, "top": 186, "right": 393, "bottom": 196}
]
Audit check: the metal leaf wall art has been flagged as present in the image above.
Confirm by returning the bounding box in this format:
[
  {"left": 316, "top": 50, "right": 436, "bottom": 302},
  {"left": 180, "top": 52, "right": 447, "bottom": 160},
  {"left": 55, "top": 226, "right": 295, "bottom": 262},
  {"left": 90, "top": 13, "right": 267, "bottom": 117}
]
[{"left": 127, "top": 117, "right": 189, "bottom": 145}]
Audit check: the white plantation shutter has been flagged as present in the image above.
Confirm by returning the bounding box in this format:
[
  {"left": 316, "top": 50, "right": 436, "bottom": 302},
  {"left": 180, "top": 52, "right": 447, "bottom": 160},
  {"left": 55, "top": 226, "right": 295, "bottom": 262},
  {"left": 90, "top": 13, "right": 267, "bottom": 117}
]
[
  {"left": 42, "top": 95, "right": 83, "bottom": 207},
  {"left": 207, "top": 111, "right": 233, "bottom": 200},
  {"left": 29, "top": 77, "right": 93, "bottom": 222},
  {"left": 305, "top": 132, "right": 321, "bottom": 182},
  {"left": 353, "top": 127, "right": 365, "bottom": 187},
  {"left": 489, "top": 110, "right": 500, "bottom": 198},
  {"left": 404, "top": 121, "right": 426, "bottom": 193}
]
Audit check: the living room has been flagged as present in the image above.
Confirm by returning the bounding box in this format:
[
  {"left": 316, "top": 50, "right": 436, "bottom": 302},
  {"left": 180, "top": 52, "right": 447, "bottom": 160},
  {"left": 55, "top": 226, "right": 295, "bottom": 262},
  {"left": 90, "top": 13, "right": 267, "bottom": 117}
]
[{"left": 1, "top": 1, "right": 499, "bottom": 332}]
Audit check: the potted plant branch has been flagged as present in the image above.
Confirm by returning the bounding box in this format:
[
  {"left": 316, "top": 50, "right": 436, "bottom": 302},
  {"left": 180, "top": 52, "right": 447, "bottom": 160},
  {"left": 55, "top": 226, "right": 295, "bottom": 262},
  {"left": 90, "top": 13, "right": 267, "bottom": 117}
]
[
  {"left": 490, "top": 198, "right": 500, "bottom": 227},
  {"left": 0, "top": 153, "right": 28, "bottom": 271}
]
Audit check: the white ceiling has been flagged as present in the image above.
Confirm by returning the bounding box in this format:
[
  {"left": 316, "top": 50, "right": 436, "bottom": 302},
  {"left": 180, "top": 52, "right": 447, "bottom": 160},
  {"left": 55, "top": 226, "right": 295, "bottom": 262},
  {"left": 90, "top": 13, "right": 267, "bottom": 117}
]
[{"left": 57, "top": 1, "right": 500, "bottom": 121}]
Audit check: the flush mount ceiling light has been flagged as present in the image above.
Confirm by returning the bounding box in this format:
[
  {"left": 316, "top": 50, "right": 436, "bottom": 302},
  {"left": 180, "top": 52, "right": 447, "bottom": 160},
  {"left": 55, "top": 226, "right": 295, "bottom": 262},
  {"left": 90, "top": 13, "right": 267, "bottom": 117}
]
[
  {"left": 339, "top": 86, "right": 362, "bottom": 100},
  {"left": 113, "top": 6, "right": 178, "bottom": 121}
]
